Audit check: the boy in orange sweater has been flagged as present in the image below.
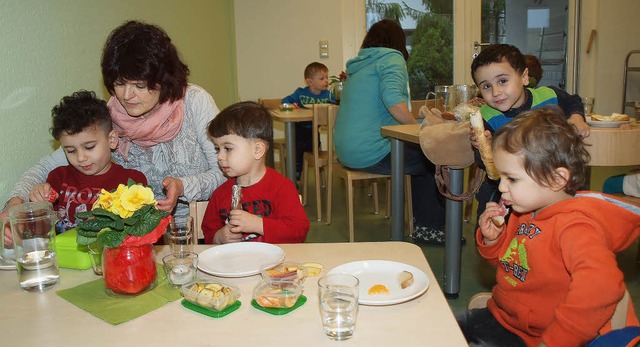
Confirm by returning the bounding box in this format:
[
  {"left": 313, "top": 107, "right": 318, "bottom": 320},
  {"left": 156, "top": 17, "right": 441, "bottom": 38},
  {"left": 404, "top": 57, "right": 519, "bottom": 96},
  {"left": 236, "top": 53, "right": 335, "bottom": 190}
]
[{"left": 457, "top": 107, "right": 640, "bottom": 346}]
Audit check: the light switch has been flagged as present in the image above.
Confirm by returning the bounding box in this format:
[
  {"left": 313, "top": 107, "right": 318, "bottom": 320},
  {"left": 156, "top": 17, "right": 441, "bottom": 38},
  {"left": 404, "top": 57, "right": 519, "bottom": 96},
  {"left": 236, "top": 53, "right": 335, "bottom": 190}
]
[{"left": 319, "top": 40, "right": 329, "bottom": 58}]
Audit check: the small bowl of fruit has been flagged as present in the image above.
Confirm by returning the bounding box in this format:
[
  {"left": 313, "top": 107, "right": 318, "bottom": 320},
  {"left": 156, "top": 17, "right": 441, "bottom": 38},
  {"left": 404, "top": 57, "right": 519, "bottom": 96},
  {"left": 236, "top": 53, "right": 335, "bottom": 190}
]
[
  {"left": 253, "top": 280, "right": 302, "bottom": 309},
  {"left": 260, "top": 261, "right": 307, "bottom": 287},
  {"left": 180, "top": 279, "right": 240, "bottom": 312}
]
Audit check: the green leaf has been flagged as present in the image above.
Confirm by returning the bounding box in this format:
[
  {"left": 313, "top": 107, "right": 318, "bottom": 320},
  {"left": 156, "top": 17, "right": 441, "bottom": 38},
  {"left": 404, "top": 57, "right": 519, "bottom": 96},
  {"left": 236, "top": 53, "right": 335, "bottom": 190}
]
[
  {"left": 76, "top": 228, "right": 98, "bottom": 238},
  {"left": 126, "top": 213, "right": 162, "bottom": 236},
  {"left": 123, "top": 216, "right": 138, "bottom": 226},
  {"left": 97, "top": 229, "right": 127, "bottom": 248},
  {"left": 74, "top": 211, "right": 94, "bottom": 220},
  {"left": 132, "top": 204, "right": 154, "bottom": 217},
  {"left": 91, "top": 208, "right": 119, "bottom": 220},
  {"left": 77, "top": 220, "right": 106, "bottom": 232},
  {"left": 76, "top": 234, "right": 97, "bottom": 246}
]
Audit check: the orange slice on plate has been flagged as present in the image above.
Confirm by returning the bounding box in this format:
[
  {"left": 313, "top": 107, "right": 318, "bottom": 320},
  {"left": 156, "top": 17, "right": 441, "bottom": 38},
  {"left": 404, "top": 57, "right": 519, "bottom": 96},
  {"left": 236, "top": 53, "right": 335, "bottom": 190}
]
[{"left": 368, "top": 284, "right": 390, "bottom": 295}]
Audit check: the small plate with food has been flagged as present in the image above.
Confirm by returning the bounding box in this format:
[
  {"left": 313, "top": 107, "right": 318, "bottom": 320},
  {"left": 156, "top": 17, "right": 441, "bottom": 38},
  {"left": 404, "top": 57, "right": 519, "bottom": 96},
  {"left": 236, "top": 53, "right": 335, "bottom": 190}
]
[
  {"left": 326, "top": 260, "right": 429, "bottom": 305},
  {"left": 587, "top": 113, "right": 631, "bottom": 128}
]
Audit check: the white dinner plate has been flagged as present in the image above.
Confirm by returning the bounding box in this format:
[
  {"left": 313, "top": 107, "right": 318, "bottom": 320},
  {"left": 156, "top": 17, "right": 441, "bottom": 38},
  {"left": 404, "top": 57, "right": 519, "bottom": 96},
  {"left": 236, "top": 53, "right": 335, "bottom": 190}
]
[
  {"left": 586, "top": 118, "right": 631, "bottom": 128},
  {"left": 197, "top": 242, "right": 285, "bottom": 277},
  {"left": 327, "top": 260, "right": 429, "bottom": 306}
]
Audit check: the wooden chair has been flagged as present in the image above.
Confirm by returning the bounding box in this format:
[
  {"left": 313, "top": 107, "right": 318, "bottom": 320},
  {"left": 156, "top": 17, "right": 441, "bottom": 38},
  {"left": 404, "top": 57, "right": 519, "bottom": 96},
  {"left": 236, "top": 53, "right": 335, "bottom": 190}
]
[
  {"left": 188, "top": 200, "right": 209, "bottom": 245},
  {"left": 258, "top": 98, "right": 287, "bottom": 174},
  {"left": 300, "top": 104, "right": 333, "bottom": 222}
]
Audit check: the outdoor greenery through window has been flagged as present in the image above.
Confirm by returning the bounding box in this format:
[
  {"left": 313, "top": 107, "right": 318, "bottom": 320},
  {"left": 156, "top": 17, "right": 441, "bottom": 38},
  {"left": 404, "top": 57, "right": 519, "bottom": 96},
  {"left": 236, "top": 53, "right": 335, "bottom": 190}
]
[{"left": 366, "top": 0, "right": 454, "bottom": 100}]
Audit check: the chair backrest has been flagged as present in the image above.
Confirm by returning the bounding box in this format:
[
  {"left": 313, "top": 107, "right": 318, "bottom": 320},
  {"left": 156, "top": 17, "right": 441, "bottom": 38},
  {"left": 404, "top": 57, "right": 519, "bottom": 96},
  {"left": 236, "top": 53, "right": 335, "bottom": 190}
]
[
  {"left": 411, "top": 100, "right": 426, "bottom": 119},
  {"left": 311, "top": 104, "right": 333, "bottom": 161},
  {"left": 188, "top": 200, "right": 209, "bottom": 244},
  {"left": 258, "top": 98, "right": 281, "bottom": 110}
]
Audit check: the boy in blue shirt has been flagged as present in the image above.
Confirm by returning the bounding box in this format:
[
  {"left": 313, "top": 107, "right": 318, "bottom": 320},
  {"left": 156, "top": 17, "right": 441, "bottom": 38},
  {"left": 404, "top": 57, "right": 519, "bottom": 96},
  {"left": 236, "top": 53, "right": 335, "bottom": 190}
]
[
  {"left": 282, "top": 62, "right": 334, "bottom": 179},
  {"left": 470, "top": 44, "right": 589, "bottom": 225}
]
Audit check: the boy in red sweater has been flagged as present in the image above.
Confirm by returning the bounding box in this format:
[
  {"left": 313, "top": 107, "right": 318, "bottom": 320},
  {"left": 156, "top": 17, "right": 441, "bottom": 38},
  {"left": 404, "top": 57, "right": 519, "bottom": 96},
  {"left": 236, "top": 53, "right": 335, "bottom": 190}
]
[
  {"left": 202, "top": 101, "right": 309, "bottom": 244},
  {"left": 457, "top": 107, "right": 640, "bottom": 346}
]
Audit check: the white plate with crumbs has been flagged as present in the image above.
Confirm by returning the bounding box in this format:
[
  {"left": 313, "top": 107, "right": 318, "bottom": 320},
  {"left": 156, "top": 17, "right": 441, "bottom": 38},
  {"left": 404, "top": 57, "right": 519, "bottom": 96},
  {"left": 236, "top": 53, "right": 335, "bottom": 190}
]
[
  {"left": 198, "top": 242, "right": 285, "bottom": 277},
  {"left": 327, "top": 260, "right": 429, "bottom": 305},
  {"left": 586, "top": 119, "right": 631, "bottom": 128}
]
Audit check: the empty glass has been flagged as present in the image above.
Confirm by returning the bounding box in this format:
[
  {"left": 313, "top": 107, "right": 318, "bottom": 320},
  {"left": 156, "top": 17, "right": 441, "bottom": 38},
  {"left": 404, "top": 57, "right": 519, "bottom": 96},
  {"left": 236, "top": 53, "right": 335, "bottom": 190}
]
[{"left": 165, "top": 216, "right": 194, "bottom": 254}]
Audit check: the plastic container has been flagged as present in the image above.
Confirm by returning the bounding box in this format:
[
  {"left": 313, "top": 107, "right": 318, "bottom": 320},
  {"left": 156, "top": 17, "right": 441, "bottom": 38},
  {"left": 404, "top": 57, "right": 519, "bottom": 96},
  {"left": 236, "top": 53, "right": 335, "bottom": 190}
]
[
  {"left": 252, "top": 281, "right": 302, "bottom": 309},
  {"left": 55, "top": 229, "right": 92, "bottom": 270},
  {"left": 180, "top": 279, "right": 240, "bottom": 312},
  {"left": 260, "top": 261, "right": 307, "bottom": 287}
]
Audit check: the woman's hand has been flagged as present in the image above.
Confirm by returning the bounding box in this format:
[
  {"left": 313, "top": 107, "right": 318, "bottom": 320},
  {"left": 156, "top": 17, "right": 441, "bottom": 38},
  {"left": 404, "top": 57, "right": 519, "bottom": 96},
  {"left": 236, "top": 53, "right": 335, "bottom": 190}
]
[
  {"left": 156, "top": 177, "right": 184, "bottom": 213},
  {"left": 29, "top": 183, "right": 53, "bottom": 202},
  {"left": 227, "top": 209, "right": 263, "bottom": 235},
  {"left": 568, "top": 114, "right": 590, "bottom": 138},
  {"left": 478, "top": 202, "right": 504, "bottom": 245},
  {"left": 1, "top": 197, "right": 24, "bottom": 247},
  {"left": 388, "top": 102, "right": 418, "bottom": 125}
]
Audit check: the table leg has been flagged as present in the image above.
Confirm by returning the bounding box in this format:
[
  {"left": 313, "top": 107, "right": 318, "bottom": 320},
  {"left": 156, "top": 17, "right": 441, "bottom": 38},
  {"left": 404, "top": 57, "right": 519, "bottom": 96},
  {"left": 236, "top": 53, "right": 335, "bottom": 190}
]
[
  {"left": 443, "top": 168, "right": 463, "bottom": 299},
  {"left": 390, "top": 139, "right": 405, "bottom": 241},
  {"left": 284, "top": 122, "right": 297, "bottom": 184}
]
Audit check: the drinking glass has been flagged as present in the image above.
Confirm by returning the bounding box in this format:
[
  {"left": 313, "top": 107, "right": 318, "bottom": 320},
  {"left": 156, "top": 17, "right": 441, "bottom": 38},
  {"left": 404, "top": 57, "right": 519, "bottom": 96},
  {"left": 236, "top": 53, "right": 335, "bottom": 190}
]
[
  {"left": 165, "top": 216, "right": 194, "bottom": 254},
  {"left": 162, "top": 252, "right": 198, "bottom": 286},
  {"left": 318, "top": 274, "right": 359, "bottom": 340},
  {"left": 583, "top": 97, "right": 595, "bottom": 117}
]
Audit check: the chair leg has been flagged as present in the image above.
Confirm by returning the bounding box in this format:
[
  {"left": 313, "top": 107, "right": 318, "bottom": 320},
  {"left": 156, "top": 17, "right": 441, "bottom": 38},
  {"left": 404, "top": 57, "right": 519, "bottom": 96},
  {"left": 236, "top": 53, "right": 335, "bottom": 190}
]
[
  {"left": 301, "top": 158, "right": 308, "bottom": 206},
  {"left": 405, "top": 176, "right": 414, "bottom": 236},
  {"left": 345, "top": 176, "right": 355, "bottom": 242},
  {"left": 372, "top": 181, "right": 380, "bottom": 214},
  {"left": 326, "top": 165, "right": 333, "bottom": 225},
  {"left": 385, "top": 179, "right": 391, "bottom": 219},
  {"left": 314, "top": 164, "right": 322, "bottom": 222}
]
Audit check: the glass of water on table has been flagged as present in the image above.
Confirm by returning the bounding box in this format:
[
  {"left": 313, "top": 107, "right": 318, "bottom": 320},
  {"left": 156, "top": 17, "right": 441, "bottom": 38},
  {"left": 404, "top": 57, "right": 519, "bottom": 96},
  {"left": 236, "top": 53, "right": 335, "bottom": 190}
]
[{"left": 318, "top": 274, "right": 360, "bottom": 340}]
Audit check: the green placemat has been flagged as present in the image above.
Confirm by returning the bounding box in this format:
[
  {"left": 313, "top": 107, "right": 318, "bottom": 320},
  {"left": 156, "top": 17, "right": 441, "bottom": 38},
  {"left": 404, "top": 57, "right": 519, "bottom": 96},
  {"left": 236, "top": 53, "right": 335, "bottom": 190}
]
[
  {"left": 56, "top": 264, "right": 182, "bottom": 325},
  {"left": 251, "top": 295, "right": 307, "bottom": 315},
  {"left": 181, "top": 299, "right": 242, "bottom": 318}
]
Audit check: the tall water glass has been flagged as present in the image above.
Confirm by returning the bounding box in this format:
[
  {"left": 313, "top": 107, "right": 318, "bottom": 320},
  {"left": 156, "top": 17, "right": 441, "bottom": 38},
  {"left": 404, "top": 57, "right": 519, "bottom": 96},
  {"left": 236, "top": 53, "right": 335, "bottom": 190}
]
[
  {"left": 165, "top": 216, "right": 194, "bottom": 254},
  {"left": 2, "top": 202, "right": 59, "bottom": 292},
  {"left": 318, "top": 274, "right": 359, "bottom": 340}
]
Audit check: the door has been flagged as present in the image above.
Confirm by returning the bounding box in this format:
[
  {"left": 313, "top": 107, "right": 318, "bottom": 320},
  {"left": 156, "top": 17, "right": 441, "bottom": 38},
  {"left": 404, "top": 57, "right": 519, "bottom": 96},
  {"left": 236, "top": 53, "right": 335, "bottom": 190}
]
[{"left": 453, "top": 0, "right": 579, "bottom": 93}]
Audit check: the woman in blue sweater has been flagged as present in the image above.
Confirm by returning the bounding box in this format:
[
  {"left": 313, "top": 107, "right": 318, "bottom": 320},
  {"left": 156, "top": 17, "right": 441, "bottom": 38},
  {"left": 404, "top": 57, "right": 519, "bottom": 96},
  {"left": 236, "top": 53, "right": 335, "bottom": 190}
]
[{"left": 334, "top": 19, "right": 446, "bottom": 244}]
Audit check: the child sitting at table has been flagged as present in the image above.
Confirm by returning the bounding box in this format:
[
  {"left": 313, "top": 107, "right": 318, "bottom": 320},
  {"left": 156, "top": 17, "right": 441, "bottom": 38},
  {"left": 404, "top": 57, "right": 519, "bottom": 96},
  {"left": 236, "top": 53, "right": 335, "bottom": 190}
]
[
  {"left": 29, "top": 90, "right": 146, "bottom": 233},
  {"left": 202, "top": 101, "right": 309, "bottom": 244},
  {"left": 457, "top": 107, "right": 640, "bottom": 346},
  {"left": 282, "top": 62, "right": 335, "bottom": 179},
  {"left": 470, "top": 44, "right": 590, "bottom": 227}
]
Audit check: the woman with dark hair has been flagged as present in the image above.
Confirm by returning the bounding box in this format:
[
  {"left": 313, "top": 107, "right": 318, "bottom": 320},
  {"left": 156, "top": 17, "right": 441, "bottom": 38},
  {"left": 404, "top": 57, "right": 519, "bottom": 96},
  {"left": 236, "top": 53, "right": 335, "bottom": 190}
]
[
  {"left": 334, "top": 19, "right": 447, "bottom": 244},
  {"left": 2, "top": 21, "right": 224, "bottom": 228}
]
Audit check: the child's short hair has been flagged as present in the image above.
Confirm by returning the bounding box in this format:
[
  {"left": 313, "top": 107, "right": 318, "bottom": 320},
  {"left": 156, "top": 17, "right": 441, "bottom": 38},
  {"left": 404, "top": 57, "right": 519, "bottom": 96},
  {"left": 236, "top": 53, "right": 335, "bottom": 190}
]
[
  {"left": 492, "top": 106, "right": 590, "bottom": 195},
  {"left": 523, "top": 54, "right": 543, "bottom": 87},
  {"left": 304, "top": 62, "right": 329, "bottom": 79},
  {"left": 471, "top": 44, "right": 527, "bottom": 84},
  {"left": 50, "top": 90, "right": 112, "bottom": 140},
  {"left": 207, "top": 101, "right": 273, "bottom": 146}
]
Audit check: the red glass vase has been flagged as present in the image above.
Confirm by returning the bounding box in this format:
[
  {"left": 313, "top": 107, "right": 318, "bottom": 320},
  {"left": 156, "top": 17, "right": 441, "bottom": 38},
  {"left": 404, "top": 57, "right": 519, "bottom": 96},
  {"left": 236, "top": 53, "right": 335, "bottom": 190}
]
[{"left": 103, "top": 244, "right": 156, "bottom": 295}]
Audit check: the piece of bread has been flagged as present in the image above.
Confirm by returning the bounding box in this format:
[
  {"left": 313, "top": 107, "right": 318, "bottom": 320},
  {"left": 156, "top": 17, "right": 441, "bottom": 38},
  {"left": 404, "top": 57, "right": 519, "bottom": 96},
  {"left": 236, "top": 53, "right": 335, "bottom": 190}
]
[
  {"left": 469, "top": 110, "right": 500, "bottom": 180},
  {"left": 399, "top": 270, "right": 414, "bottom": 289},
  {"left": 452, "top": 104, "right": 480, "bottom": 122},
  {"left": 491, "top": 215, "right": 505, "bottom": 227},
  {"left": 591, "top": 113, "right": 630, "bottom": 122}
]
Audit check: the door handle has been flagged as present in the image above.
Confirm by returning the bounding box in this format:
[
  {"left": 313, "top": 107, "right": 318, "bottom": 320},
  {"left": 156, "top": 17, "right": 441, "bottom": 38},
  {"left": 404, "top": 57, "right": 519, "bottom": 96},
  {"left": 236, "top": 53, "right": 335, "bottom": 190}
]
[{"left": 473, "top": 41, "right": 492, "bottom": 58}]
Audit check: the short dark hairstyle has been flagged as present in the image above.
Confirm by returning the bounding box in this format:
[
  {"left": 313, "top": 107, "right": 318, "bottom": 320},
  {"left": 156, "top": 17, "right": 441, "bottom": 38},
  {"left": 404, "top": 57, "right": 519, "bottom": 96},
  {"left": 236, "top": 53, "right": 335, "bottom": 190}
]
[
  {"left": 207, "top": 101, "right": 273, "bottom": 147},
  {"left": 523, "top": 54, "right": 543, "bottom": 87},
  {"left": 50, "top": 90, "right": 112, "bottom": 140},
  {"left": 492, "top": 106, "right": 590, "bottom": 195},
  {"left": 101, "top": 20, "right": 189, "bottom": 104},
  {"left": 471, "top": 44, "right": 526, "bottom": 85},
  {"left": 304, "top": 62, "right": 328, "bottom": 79},
  {"left": 361, "top": 19, "right": 409, "bottom": 61}
]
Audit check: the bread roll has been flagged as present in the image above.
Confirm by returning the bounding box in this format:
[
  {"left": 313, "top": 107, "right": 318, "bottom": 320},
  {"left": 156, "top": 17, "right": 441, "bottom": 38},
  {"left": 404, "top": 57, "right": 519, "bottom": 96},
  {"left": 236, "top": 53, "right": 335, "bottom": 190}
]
[
  {"left": 469, "top": 110, "right": 500, "bottom": 180},
  {"left": 399, "top": 270, "right": 414, "bottom": 289},
  {"left": 611, "top": 113, "right": 630, "bottom": 122}
]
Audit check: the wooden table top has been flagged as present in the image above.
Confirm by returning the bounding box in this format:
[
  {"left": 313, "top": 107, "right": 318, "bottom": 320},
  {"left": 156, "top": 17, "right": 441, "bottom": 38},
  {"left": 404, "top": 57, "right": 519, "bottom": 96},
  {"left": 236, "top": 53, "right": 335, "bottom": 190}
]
[
  {"left": 381, "top": 124, "right": 421, "bottom": 144},
  {"left": 271, "top": 108, "right": 313, "bottom": 123}
]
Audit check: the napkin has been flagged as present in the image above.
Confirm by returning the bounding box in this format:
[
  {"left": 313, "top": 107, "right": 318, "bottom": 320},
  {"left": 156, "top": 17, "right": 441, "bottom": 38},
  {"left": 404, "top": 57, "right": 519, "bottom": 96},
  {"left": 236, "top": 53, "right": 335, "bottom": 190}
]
[{"left": 56, "top": 264, "right": 182, "bottom": 325}]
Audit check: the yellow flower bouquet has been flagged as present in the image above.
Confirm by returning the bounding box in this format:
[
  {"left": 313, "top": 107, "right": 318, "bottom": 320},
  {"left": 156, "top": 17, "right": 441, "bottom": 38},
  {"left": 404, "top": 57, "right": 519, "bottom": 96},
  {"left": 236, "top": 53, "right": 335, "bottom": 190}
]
[{"left": 74, "top": 180, "right": 171, "bottom": 295}]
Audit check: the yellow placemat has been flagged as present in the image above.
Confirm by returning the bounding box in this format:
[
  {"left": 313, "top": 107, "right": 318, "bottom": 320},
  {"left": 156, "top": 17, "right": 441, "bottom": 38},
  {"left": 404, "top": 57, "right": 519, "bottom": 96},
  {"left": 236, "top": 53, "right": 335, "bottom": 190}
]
[{"left": 56, "top": 264, "right": 182, "bottom": 325}]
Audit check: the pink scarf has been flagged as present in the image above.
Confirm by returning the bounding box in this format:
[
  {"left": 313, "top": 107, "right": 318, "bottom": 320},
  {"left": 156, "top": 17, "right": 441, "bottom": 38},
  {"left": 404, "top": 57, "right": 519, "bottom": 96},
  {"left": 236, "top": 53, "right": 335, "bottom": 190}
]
[{"left": 108, "top": 97, "right": 185, "bottom": 161}]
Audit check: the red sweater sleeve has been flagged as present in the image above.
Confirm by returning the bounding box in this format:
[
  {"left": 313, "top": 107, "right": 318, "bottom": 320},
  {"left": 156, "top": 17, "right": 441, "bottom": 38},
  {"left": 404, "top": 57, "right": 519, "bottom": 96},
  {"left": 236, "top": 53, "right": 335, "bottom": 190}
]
[{"left": 260, "top": 173, "right": 309, "bottom": 243}]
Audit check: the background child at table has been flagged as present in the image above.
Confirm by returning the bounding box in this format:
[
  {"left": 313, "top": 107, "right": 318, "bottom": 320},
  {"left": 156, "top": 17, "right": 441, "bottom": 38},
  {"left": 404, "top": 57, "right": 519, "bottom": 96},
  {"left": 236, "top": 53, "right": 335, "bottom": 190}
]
[
  {"left": 457, "top": 107, "right": 640, "bottom": 346},
  {"left": 282, "top": 61, "right": 335, "bottom": 179},
  {"left": 470, "top": 43, "right": 589, "bottom": 226},
  {"left": 523, "top": 54, "right": 543, "bottom": 88},
  {"left": 29, "top": 90, "right": 147, "bottom": 233},
  {"left": 202, "top": 101, "right": 309, "bottom": 244}
]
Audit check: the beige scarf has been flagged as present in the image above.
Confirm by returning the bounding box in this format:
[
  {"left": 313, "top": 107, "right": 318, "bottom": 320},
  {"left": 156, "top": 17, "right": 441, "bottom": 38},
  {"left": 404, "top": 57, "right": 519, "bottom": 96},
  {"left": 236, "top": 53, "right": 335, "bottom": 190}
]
[{"left": 108, "top": 97, "right": 185, "bottom": 161}]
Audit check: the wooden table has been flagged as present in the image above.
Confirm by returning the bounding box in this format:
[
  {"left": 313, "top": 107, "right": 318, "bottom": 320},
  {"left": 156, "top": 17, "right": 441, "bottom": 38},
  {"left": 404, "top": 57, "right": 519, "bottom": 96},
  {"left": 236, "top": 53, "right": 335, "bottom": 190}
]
[
  {"left": 0, "top": 242, "right": 467, "bottom": 346},
  {"left": 583, "top": 126, "right": 640, "bottom": 166},
  {"left": 381, "top": 124, "right": 464, "bottom": 298},
  {"left": 271, "top": 108, "right": 313, "bottom": 183}
]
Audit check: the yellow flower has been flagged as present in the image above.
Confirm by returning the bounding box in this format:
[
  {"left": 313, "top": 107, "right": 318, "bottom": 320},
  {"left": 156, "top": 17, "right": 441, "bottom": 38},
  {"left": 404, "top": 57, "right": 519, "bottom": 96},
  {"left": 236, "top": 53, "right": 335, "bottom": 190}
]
[
  {"left": 94, "top": 188, "right": 115, "bottom": 210},
  {"left": 120, "top": 185, "right": 157, "bottom": 214}
]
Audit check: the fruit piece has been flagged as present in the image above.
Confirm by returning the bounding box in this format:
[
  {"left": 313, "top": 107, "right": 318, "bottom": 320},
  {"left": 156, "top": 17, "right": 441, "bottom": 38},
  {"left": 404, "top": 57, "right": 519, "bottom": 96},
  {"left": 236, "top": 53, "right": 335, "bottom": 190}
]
[
  {"left": 368, "top": 284, "right": 390, "bottom": 295},
  {"left": 399, "top": 270, "right": 414, "bottom": 289},
  {"left": 302, "top": 262, "right": 323, "bottom": 276}
]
